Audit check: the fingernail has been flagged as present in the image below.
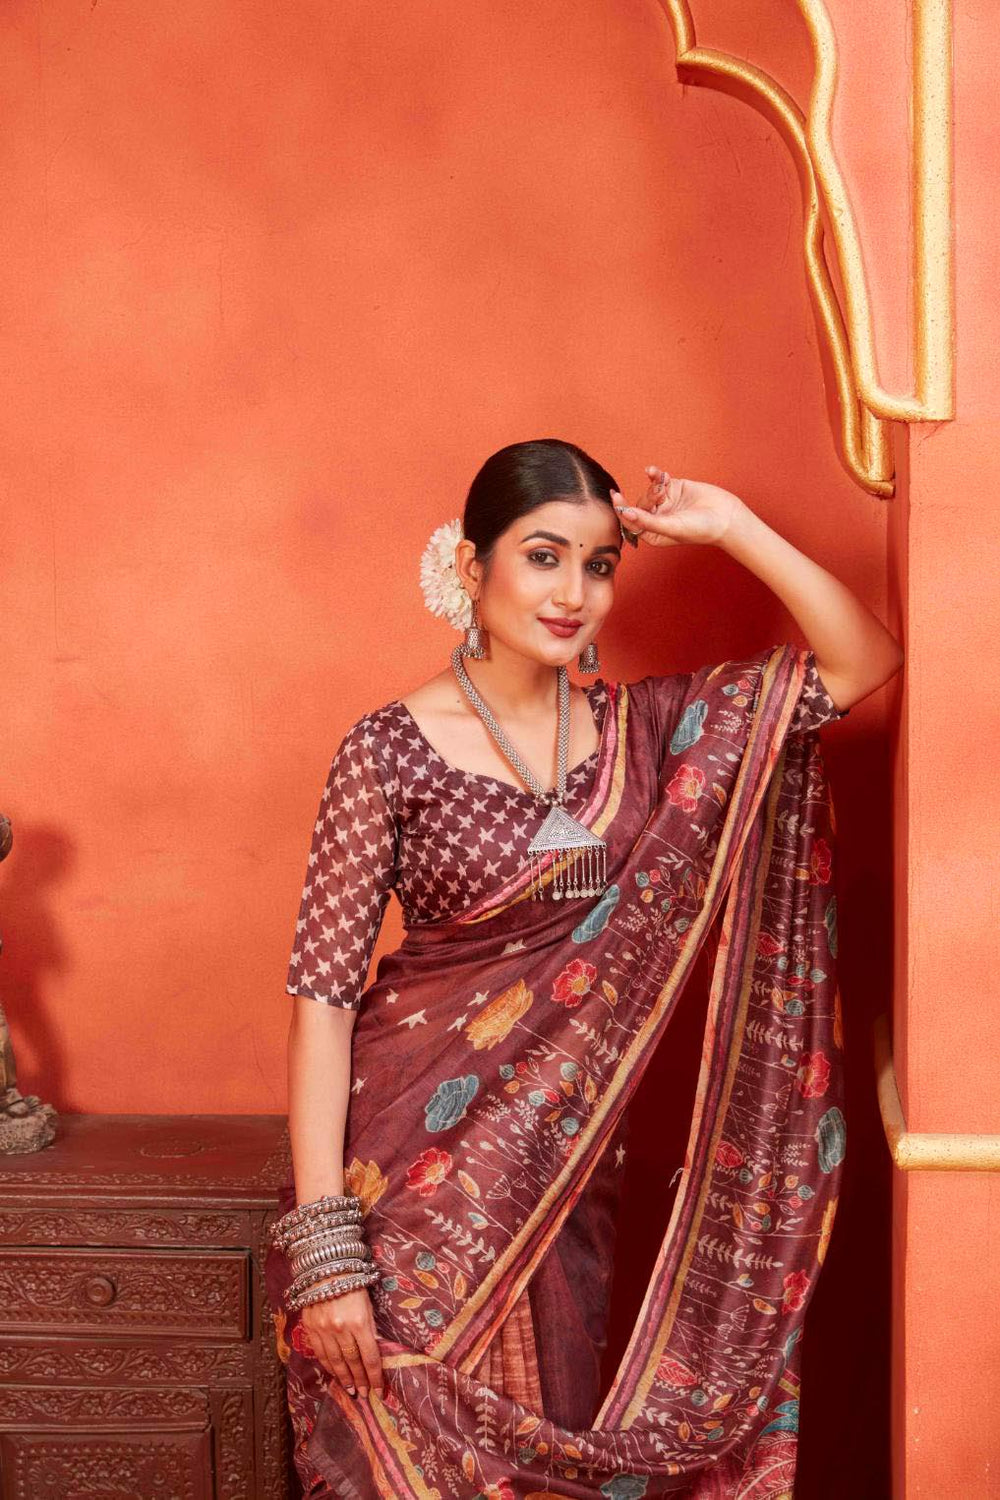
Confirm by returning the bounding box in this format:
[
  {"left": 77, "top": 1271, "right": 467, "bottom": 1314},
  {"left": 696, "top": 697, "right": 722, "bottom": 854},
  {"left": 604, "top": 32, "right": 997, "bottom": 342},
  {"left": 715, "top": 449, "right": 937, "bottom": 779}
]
[
  {"left": 359, "top": 1387, "right": 369, "bottom": 1398},
  {"left": 347, "top": 1386, "right": 356, "bottom": 1396},
  {"left": 618, "top": 506, "right": 637, "bottom": 516}
]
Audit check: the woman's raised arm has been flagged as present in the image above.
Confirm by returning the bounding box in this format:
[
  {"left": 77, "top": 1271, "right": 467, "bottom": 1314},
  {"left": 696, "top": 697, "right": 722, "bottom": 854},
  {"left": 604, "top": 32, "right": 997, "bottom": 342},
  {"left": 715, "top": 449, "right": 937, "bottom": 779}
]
[{"left": 613, "top": 467, "right": 904, "bottom": 714}]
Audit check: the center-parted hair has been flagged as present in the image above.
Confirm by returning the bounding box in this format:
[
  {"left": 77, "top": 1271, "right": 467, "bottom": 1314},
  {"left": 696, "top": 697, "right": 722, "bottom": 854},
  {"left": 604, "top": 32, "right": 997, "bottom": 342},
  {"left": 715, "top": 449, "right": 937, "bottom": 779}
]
[{"left": 463, "top": 439, "right": 621, "bottom": 567}]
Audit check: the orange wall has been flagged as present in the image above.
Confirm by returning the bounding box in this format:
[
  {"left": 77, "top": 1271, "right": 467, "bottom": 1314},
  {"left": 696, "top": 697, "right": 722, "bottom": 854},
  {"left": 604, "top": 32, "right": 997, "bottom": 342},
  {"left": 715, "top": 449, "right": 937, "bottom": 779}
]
[
  {"left": 888, "top": 4, "right": 1000, "bottom": 1492},
  {"left": 2, "top": 4, "right": 895, "bottom": 1489}
]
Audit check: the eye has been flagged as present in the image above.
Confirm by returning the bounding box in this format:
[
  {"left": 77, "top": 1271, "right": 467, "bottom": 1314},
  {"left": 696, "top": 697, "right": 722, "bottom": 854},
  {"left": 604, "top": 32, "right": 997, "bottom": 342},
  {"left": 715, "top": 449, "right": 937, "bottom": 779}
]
[{"left": 525, "top": 549, "right": 615, "bottom": 577}]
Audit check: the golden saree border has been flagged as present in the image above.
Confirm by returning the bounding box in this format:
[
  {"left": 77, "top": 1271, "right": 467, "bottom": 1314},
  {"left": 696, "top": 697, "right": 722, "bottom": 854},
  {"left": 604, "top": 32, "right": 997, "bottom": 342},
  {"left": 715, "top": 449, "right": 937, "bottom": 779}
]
[{"left": 306, "top": 1378, "right": 420, "bottom": 1500}]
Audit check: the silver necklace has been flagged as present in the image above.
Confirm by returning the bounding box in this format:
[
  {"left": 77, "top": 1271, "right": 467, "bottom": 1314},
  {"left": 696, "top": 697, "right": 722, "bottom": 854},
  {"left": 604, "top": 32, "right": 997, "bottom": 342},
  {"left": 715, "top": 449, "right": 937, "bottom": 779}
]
[{"left": 449, "top": 643, "right": 607, "bottom": 901}]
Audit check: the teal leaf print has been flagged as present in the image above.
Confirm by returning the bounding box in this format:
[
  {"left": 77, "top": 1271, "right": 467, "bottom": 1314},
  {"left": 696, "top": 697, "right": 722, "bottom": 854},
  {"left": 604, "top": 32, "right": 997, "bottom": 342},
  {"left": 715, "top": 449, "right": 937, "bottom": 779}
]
[
  {"left": 669, "top": 699, "right": 709, "bottom": 755},
  {"left": 816, "top": 1105, "right": 846, "bottom": 1171},
  {"left": 760, "top": 1398, "right": 800, "bottom": 1437},
  {"left": 425, "top": 1074, "right": 480, "bottom": 1133},
  {"left": 601, "top": 1476, "right": 649, "bottom": 1499},
  {"left": 572, "top": 884, "right": 620, "bottom": 943}
]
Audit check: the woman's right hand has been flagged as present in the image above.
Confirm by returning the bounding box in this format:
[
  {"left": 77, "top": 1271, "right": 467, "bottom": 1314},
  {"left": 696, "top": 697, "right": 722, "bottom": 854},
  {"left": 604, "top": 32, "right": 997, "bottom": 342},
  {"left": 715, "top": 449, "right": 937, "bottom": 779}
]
[{"left": 300, "top": 1282, "right": 385, "bottom": 1400}]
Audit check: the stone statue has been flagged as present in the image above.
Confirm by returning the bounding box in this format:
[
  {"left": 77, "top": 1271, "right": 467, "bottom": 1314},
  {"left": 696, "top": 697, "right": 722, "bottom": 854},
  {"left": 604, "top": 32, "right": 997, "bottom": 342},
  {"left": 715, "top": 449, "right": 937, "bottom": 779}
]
[{"left": 0, "top": 814, "right": 57, "bottom": 1152}]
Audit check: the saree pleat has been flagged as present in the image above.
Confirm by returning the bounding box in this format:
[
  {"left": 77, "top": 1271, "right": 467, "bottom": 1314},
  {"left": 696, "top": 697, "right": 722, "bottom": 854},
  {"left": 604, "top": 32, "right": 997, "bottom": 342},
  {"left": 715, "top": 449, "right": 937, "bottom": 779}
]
[{"left": 264, "top": 642, "right": 846, "bottom": 1499}]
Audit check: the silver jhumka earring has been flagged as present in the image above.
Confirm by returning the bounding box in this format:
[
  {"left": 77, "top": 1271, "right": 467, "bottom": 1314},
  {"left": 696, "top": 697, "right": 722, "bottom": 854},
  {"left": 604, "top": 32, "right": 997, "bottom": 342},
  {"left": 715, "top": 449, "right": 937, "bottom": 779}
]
[
  {"left": 577, "top": 639, "right": 600, "bottom": 673},
  {"left": 460, "top": 596, "right": 488, "bottom": 660}
]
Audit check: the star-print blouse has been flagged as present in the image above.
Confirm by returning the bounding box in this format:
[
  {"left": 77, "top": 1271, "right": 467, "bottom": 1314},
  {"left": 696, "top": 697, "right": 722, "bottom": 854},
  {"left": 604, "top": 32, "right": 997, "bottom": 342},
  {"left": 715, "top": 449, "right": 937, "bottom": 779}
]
[{"left": 285, "top": 651, "right": 849, "bottom": 1011}]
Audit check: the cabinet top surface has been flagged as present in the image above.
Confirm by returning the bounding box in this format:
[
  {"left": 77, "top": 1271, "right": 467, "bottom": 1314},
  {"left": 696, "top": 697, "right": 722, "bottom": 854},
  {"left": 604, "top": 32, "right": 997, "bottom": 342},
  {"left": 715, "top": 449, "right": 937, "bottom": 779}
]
[{"left": 0, "top": 1113, "right": 291, "bottom": 1201}]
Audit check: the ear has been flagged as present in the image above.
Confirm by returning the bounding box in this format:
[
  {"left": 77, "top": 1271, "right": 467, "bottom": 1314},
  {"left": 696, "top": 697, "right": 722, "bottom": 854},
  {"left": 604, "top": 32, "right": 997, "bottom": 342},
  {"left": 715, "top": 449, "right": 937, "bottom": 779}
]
[{"left": 453, "top": 537, "right": 481, "bottom": 591}]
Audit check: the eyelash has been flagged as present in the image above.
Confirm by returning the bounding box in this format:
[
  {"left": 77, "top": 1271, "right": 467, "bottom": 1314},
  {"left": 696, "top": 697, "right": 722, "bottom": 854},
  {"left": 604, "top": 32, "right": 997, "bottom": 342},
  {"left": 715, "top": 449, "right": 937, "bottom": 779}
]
[{"left": 526, "top": 548, "right": 615, "bottom": 577}]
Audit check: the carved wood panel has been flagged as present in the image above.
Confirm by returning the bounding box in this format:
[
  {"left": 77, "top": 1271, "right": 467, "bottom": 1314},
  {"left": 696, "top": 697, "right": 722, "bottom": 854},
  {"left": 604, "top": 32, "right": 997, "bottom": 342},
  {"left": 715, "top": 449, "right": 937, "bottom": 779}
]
[
  {"left": 0, "top": 1247, "right": 249, "bottom": 1338},
  {"left": 0, "top": 1428, "right": 214, "bottom": 1500}
]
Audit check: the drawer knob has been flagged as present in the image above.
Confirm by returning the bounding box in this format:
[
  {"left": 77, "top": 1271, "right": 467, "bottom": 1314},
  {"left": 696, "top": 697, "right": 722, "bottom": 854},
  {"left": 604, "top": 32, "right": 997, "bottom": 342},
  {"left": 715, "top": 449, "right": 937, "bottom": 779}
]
[{"left": 82, "top": 1273, "right": 117, "bottom": 1306}]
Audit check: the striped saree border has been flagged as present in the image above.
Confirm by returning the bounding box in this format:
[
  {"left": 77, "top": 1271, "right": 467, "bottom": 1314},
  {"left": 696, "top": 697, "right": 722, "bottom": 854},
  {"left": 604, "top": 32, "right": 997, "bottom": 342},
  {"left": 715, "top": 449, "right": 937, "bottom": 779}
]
[{"left": 305, "top": 1377, "right": 424, "bottom": 1500}]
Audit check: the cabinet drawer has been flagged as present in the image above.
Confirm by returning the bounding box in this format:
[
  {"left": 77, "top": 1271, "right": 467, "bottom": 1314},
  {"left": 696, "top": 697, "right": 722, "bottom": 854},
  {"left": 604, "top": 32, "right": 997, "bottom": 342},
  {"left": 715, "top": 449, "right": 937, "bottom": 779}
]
[
  {"left": 0, "top": 1425, "right": 213, "bottom": 1500},
  {"left": 0, "top": 1247, "right": 249, "bottom": 1339}
]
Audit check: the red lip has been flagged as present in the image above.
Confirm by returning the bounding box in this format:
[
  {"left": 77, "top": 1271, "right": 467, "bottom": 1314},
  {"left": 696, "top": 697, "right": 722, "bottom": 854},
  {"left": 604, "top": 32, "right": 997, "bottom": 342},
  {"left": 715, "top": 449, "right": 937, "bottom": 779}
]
[{"left": 538, "top": 617, "right": 583, "bottom": 635}]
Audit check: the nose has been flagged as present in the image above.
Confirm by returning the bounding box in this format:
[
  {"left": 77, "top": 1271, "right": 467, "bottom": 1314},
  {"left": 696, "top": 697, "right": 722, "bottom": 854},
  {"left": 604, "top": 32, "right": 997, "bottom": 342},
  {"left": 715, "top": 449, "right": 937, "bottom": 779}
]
[{"left": 552, "top": 563, "right": 587, "bottom": 613}]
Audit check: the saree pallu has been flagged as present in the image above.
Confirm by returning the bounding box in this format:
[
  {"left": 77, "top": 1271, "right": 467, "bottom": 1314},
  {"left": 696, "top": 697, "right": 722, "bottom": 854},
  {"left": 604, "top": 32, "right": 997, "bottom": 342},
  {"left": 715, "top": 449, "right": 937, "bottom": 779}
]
[{"left": 265, "top": 642, "right": 846, "bottom": 1499}]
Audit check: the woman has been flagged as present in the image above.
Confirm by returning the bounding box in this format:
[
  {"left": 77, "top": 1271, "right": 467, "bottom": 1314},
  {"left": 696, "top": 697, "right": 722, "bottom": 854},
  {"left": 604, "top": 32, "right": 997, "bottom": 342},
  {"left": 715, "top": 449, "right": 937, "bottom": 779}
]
[{"left": 264, "top": 438, "right": 903, "bottom": 1499}]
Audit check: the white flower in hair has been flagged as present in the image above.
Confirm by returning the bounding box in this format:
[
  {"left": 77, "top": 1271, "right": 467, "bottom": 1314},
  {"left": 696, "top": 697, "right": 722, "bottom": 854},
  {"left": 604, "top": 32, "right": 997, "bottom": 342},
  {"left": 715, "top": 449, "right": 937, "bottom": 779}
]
[{"left": 419, "top": 518, "right": 472, "bottom": 632}]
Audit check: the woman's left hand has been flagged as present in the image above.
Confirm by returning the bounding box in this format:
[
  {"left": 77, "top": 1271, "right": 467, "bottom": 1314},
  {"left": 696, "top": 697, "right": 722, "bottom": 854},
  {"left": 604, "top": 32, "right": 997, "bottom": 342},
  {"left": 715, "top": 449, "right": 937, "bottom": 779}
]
[{"left": 613, "top": 467, "right": 745, "bottom": 548}]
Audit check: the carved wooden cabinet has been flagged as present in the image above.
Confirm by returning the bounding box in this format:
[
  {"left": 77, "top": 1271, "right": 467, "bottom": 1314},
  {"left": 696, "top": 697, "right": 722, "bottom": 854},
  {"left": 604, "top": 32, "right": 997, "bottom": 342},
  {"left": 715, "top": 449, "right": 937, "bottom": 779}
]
[{"left": 0, "top": 1113, "right": 297, "bottom": 1500}]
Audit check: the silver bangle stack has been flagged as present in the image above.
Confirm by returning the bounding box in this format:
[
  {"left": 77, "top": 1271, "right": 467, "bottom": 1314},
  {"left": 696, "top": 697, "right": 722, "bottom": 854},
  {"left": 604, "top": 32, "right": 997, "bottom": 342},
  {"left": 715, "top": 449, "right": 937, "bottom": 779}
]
[{"left": 267, "top": 1191, "right": 380, "bottom": 1311}]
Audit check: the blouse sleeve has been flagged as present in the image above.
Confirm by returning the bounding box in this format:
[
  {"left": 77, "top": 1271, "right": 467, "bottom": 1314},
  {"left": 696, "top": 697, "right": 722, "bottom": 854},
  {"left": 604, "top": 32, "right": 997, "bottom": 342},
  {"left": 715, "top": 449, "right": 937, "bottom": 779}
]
[
  {"left": 285, "top": 715, "right": 398, "bottom": 1010},
  {"left": 787, "top": 649, "right": 851, "bottom": 735}
]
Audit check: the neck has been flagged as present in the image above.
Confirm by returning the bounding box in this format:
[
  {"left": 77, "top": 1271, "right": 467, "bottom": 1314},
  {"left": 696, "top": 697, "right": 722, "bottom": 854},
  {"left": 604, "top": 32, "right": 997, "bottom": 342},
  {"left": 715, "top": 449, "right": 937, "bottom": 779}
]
[{"left": 454, "top": 637, "right": 566, "bottom": 722}]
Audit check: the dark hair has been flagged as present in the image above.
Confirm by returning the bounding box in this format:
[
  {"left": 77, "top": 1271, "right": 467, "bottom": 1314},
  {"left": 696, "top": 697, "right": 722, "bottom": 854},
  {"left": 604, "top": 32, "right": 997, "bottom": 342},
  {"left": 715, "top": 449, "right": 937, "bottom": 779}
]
[{"left": 463, "top": 439, "right": 621, "bottom": 570}]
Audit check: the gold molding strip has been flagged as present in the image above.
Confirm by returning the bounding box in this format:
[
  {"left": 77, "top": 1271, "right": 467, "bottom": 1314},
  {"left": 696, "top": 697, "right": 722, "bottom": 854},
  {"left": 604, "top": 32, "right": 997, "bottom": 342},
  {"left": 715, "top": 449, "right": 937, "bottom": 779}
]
[
  {"left": 874, "top": 1014, "right": 1000, "bottom": 1171},
  {"left": 660, "top": 1, "right": 955, "bottom": 494}
]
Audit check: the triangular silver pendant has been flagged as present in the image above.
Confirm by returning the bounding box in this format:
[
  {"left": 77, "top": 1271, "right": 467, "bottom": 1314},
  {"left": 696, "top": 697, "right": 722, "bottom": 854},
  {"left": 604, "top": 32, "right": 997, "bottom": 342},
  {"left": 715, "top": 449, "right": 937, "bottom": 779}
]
[
  {"left": 527, "top": 804, "right": 607, "bottom": 901},
  {"left": 527, "top": 803, "right": 603, "bottom": 854}
]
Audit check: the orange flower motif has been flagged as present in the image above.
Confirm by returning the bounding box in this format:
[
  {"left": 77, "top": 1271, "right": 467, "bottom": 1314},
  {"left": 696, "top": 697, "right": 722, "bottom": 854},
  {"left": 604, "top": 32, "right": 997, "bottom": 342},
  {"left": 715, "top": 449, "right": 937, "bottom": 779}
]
[
  {"left": 344, "top": 1156, "right": 389, "bottom": 1217},
  {"left": 796, "top": 1050, "right": 831, "bottom": 1099},
  {"left": 465, "top": 978, "right": 533, "bottom": 1049},
  {"left": 551, "top": 958, "right": 597, "bottom": 1008},
  {"left": 666, "top": 762, "right": 705, "bottom": 813},
  {"left": 405, "top": 1146, "right": 454, "bottom": 1197}
]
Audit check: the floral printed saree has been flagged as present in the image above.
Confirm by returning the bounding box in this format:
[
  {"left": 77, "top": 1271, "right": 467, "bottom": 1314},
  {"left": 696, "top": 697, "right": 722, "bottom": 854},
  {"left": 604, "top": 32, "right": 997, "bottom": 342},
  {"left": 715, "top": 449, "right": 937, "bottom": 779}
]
[{"left": 265, "top": 641, "right": 846, "bottom": 1499}]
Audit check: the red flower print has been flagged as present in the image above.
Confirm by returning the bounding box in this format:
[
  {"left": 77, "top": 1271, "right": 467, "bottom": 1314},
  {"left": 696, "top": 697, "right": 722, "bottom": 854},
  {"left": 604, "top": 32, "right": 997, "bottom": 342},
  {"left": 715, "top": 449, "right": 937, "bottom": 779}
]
[
  {"left": 667, "top": 763, "right": 705, "bottom": 813},
  {"left": 782, "top": 1269, "right": 811, "bottom": 1312},
  {"left": 796, "top": 1051, "right": 831, "bottom": 1098},
  {"left": 656, "top": 1356, "right": 697, "bottom": 1388},
  {"left": 809, "top": 837, "right": 832, "bottom": 885},
  {"left": 481, "top": 1482, "right": 515, "bottom": 1500},
  {"left": 405, "top": 1146, "right": 454, "bottom": 1197},
  {"left": 291, "top": 1321, "right": 318, "bottom": 1359},
  {"left": 551, "top": 957, "right": 597, "bottom": 1008},
  {"left": 757, "top": 931, "right": 784, "bottom": 958},
  {"left": 715, "top": 1140, "right": 744, "bottom": 1168}
]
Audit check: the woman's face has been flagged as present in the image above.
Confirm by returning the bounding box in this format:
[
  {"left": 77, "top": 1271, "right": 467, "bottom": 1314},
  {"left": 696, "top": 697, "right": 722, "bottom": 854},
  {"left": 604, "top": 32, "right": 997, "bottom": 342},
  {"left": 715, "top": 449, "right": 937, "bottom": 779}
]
[{"left": 456, "top": 496, "right": 622, "bottom": 665}]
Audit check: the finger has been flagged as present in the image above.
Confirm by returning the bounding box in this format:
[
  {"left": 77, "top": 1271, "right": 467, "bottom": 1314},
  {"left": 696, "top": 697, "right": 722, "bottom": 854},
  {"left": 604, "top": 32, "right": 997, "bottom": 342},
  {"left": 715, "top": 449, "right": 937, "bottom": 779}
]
[
  {"left": 314, "top": 1331, "right": 358, "bottom": 1395},
  {"left": 336, "top": 1334, "right": 370, "bottom": 1395},
  {"left": 358, "top": 1325, "right": 385, "bottom": 1396},
  {"left": 612, "top": 487, "right": 652, "bottom": 516},
  {"left": 611, "top": 504, "right": 681, "bottom": 548}
]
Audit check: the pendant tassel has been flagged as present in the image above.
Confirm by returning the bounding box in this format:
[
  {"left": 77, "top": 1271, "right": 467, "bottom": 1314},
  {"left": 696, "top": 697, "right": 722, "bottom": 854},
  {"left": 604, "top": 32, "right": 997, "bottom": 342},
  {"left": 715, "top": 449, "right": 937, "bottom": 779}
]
[{"left": 526, "top": 834, "right": 607, "bottom": 902}]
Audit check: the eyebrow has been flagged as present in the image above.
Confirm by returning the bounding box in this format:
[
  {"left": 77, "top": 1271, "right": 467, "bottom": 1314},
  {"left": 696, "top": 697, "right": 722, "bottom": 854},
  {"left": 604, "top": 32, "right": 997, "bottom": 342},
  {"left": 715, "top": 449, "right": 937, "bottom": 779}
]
[{"left": 520, "top": 529, "right": 621, "bottom": 558}]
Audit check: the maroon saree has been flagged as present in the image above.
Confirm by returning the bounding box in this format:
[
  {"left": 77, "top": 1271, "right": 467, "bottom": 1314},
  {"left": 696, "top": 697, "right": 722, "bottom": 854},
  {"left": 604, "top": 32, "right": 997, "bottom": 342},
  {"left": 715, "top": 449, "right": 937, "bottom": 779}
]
[{"left": 265, "top": 642, "right": 846, "bottom": 1498}]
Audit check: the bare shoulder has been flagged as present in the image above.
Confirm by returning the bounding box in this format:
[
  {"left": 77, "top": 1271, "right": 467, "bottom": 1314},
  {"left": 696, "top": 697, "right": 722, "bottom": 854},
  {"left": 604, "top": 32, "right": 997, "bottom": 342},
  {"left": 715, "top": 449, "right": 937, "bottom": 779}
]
[{"left": 397, "top": 669, "right": 458, "bottom": 722}]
